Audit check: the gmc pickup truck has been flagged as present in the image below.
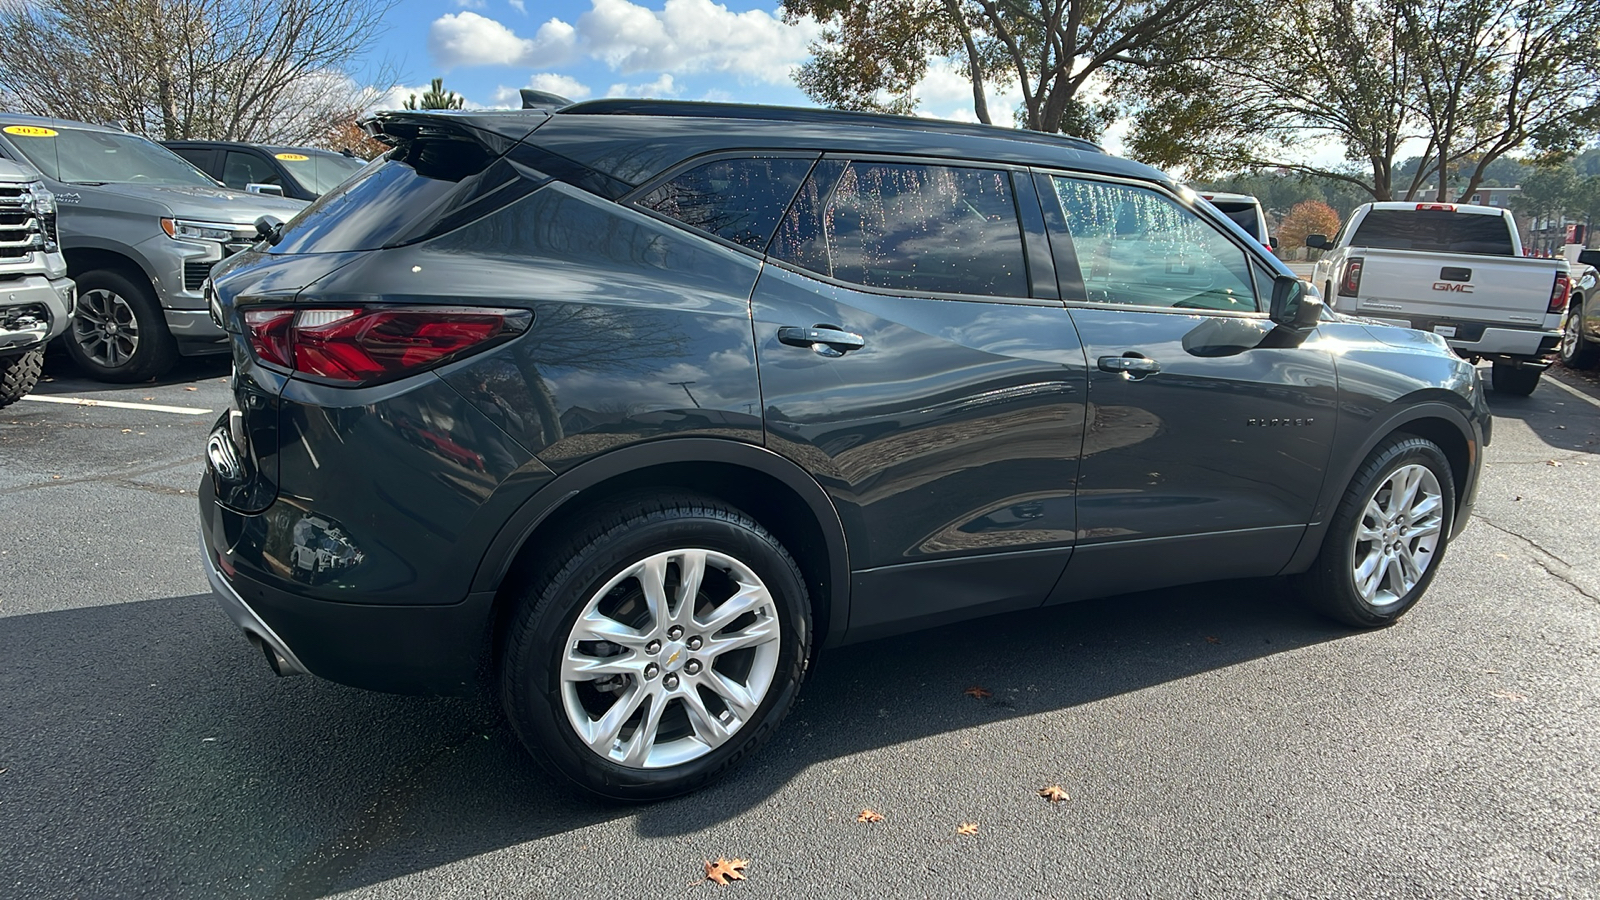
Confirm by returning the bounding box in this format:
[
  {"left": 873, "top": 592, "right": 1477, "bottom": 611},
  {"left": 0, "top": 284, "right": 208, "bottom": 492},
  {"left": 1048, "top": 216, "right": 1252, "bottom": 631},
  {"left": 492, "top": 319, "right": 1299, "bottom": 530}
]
[{"left": 1308, "top": 202, "right": 1568, "bottom": 395}]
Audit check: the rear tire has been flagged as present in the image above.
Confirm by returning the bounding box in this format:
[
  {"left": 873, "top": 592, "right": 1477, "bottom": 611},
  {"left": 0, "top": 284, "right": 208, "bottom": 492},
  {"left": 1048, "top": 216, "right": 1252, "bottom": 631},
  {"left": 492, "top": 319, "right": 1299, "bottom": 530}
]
[
  {"left": 1490, "top": 362, "right": 1541, "bottom": 396},
  {"left": 1561, "top": 297, "right": 1600, "bottom": 369},
  {"left": 63, "top": 269, "right": 177, "bottom": 383},
  {"left": 1296, "top": 436, "right": 1455, "bottom": 628},
  {"left": 0, "top": 347, "right": 43, "bottom": 409},
  {"left": 499, "top": 493, "right": 811, "bottom": 801}
]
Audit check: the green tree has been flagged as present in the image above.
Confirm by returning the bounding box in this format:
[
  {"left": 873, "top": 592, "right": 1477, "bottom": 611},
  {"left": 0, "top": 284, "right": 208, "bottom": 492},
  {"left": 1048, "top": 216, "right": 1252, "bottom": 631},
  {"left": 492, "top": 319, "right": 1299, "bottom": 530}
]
[
  {"left": 782, "top": 0, "right": 1256, "bottom": 140},
  {"left": 404, "top": 78, "right": 465, "bottom": 111}
]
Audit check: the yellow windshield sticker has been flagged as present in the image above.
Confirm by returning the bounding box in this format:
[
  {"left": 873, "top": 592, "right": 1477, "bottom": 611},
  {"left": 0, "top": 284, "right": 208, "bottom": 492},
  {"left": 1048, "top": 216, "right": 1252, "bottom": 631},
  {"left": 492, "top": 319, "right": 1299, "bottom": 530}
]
[
  {"left": 4, "top": 125, "right": 58, "bottom": 137},
  {"left": 274, "top": 152, "right": 309, "bottom": 161}
]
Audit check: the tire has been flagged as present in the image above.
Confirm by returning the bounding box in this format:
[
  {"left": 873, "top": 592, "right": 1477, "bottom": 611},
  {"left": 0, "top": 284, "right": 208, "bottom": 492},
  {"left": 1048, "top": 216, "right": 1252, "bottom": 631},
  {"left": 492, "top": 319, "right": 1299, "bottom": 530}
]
[
  {"left": 499, "top": 493, "right": 812, "bottom": 801},
  {"left": 1296, "top": 436, "right": 1456, "bottom": 628},
  {"left": 0, "top": 347, "right": 43, "bottom": 409},
  {"left": 63, "top": 269, "right": 178, "bottom": 383},
  {"left": 1561, "top": 297, "right": 1600, "bottom": 369},
  {"left": 1490, "top": 362, "right": 1541, "bottom": 396}
]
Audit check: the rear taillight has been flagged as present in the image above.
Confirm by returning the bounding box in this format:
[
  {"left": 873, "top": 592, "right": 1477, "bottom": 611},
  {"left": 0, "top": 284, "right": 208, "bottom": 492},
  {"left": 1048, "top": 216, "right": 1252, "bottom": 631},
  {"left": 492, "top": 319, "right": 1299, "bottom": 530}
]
[
  {"left": 1339, "top": 258, "right": 1364, "bottom": 297},
  {"left": 1550, "top": 273, "right": 1572, "bottom": 314},
  {"left": 244, "top": 306, "right": 530, "bottom": 384}
]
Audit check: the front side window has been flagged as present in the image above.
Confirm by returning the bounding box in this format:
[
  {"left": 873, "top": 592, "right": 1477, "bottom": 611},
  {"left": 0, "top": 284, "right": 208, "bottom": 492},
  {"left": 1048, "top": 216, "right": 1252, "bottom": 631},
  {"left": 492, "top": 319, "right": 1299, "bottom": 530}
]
[
  {"left": 271, "top": 149, "right": 366, "bottom": 196},
  {"left": 1050, "top": 177, "right": 1258, "bottom": 312},
  {"left": 223, "top": 151, "right": 279, "bottom": 190},
  {"left": 635, "top": 156, "right": 814, "bottom": 251},
  {"left": 772, "top": 160, "right": 1028, "bottom": 298}
]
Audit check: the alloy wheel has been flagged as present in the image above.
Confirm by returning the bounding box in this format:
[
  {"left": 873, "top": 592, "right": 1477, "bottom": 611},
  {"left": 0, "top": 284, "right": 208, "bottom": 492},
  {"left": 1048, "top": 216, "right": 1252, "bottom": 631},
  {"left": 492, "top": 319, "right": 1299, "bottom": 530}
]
[
  {"left": 72, "top": 288, "right": 140, "bottom": 368},
  {"left": 559, "top": 548, "right": 781, "bottom": 769},
  {"left": 1351, "top": 463, "right": 1444, "bottom": 609}
]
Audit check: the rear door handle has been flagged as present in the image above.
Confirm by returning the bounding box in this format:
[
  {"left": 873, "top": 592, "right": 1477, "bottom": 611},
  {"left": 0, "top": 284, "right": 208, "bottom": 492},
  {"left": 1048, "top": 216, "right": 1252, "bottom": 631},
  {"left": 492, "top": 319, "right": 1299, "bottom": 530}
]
[
  {"left": 1098, "top": 354, "right": 1161, "bottom": 378},
  {"left": 778, "top": 325, "right": 866, "bottom": 358}
]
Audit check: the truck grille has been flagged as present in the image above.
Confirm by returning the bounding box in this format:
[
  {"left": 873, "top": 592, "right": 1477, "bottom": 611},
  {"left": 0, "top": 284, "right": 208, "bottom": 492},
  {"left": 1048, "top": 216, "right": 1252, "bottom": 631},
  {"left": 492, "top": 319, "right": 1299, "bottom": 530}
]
[{"left": 0, "top": 185, "right": 46, "bottom": 260}]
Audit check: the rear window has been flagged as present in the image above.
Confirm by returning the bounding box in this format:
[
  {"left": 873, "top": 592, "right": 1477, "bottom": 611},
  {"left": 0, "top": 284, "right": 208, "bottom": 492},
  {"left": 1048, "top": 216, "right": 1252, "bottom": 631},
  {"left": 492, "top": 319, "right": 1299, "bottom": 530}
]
[
  {"left": 1209, "top": 201, "right": 1266, "bottom": 243},
  {"left": 1351, "top": 209, "right": 1514, "bottom": 256}
]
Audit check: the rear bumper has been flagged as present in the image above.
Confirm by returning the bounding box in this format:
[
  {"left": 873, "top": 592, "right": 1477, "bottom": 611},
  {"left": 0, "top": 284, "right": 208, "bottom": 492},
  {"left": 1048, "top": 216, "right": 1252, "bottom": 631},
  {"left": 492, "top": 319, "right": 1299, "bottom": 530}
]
[
  {"left": 1446, "top": 326, "right": 1560, "bottom": 361},
  {"left": 198, "top": 478, "right": 498, "bottom": 695}
]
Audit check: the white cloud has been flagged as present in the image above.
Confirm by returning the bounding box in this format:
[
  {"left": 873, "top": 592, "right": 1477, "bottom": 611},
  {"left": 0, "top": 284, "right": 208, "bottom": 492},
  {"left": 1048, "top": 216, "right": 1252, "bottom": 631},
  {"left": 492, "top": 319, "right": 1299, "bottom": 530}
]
[
  {"left": 429, "top": 12, "right": 577, "bottom": 69},
  {"left": 509, "top": 0, "right": 526, "bottom": 11},
  {"left": 491, "top": 73, "right": 594, "bottom": 107},
  {"left": 428, "top": 1, "right": 819, "bottom": 84},
  {"left": 605, "top": 73, "right": 678, "bottom": 98},
  {"left": 456, "top": 0, "right": 486, "bottom": 8}
]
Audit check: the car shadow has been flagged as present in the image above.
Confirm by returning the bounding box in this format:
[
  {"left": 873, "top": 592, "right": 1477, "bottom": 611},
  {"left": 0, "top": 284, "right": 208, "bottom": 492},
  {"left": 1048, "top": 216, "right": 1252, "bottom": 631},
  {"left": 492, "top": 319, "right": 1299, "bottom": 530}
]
[
  {"left": 34, "top": 347, "right": 231, "bottom": 393},
  {"left": 1482, "top": 368, "right": 1600, "bottom": 456},
  {"left": 0, "top": 579, "right": 1347, "bottom": 898}
]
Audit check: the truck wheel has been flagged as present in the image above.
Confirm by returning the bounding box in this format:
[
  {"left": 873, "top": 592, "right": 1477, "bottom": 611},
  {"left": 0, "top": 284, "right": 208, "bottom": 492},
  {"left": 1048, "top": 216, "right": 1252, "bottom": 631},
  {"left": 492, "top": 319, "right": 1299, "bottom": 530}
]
[
  {"left": 1295, "top": 436, "right": 1455, "bottom": 627},
  {"left": 499, "top": 492, "right": 811, "bottom": 800},
  {"left": 1490, "top": 362, "right": 1541, "bottom": 397},
  {"left": 1561, "top": 298, "right": 1600, "bottom": 369},
  {"left": 0, "top": 347, "right": 44, "bottom": 409},
  {"left": 63, "top": 269, "right": 178, "bottom": 383}
]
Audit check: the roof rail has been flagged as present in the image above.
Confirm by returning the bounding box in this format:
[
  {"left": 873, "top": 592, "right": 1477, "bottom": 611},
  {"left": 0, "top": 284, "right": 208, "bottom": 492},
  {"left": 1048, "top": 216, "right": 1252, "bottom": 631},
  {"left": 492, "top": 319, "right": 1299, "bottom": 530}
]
[{"left": 558, "top": 99, "right": 1106, "bottom": 155}]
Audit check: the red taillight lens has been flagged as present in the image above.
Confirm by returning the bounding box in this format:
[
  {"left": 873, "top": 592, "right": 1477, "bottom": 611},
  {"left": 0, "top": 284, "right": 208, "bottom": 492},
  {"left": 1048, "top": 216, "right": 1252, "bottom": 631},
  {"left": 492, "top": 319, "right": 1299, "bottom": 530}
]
[
  {"left": 244, "top": 306, "right": 530, "bottom": 384},
  {"left": 1339, "top": 258, "right": 1364, "bottom": 297},
  {"left": 1550, "top": 273, "right": 1572, "bottom": 314}
]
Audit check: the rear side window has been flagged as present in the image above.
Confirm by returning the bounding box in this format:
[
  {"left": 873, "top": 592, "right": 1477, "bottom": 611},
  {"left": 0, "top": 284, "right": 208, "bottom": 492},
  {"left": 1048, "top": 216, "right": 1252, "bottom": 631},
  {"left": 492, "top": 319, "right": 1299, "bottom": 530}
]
[
  {"left": 635, "top": 156, "right": 814, "bottom": 251},
  {"left": 1351, "top": 209, "right": 1514, "bottom": 256},
  {"left": 772, "top": 160, "right": 1028, "bottom": 298}
]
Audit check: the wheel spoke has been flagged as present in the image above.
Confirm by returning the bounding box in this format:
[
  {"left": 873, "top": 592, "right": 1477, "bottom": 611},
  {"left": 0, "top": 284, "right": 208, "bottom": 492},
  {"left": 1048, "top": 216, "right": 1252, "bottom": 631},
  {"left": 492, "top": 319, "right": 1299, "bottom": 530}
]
[
  {"left": 681, "top": 686, "right": 732, "bottom": 747},
  {"left": 1384, "top": 553, "right": 1409, "bottom": 595},
  {"left": 703, "top": 670, "right": 760, "bottom": 720},
  {"left": 674, "top": 550, "right": 707, "bottom": 625},
  {"left": 1403, "top": 519, "right": 1441, "bottom": 541},
  {"left": 1363, "top": 498, "right": 1389, "bottom": 529},
  {"left": 1397, "top": 546, "right": 1423, "bottom": 589},
  {"left": 573, "top": 609, "right": 650, "bottom": 648},
  {"left": 698, "top": 582, "right": 769, "bottom": 634},
  {"left": 1355, "top": 550, "right": 1384, "bottom": 601},
  {"left": 621, "top": 693, "right": 668, "bottom": 766},
  {"left": 1356, "top": 522, "right": 1385, "bottom": 543},
  {"left": 562, "top": 646, "right": 639, "bottom": 680},
  {"left": 584, "top": 682, "right": 649, "bottom": 752},
  {"left": 703, "top": 615, "right": 780, "bottom": 657},
  {"left": 637, "top": 555, "right": 671, "bottom": 630},
  {"left": 1409, "top": 494, "right": 1442, "bottom": 521}
]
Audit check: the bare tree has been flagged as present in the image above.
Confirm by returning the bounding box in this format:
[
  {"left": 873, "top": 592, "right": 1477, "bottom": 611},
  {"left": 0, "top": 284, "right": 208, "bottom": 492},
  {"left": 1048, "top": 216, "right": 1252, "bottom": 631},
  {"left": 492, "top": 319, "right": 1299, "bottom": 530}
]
[{"left": 0, "top": 0, "right": 397, "bottom": 144}]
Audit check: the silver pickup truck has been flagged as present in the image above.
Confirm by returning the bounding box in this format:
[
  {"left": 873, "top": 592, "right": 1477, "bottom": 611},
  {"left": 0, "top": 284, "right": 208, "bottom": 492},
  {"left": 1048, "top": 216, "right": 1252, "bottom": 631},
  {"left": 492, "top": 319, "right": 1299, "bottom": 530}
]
[
  {"left": 1308, "top": 201, "right": 1567, "bottom": 396},
  {"left": 0, "top": 158, "right": 75, "bottom": 408},
  {"left": 0, "top": 115, "right": 305, "bottom": 382}
]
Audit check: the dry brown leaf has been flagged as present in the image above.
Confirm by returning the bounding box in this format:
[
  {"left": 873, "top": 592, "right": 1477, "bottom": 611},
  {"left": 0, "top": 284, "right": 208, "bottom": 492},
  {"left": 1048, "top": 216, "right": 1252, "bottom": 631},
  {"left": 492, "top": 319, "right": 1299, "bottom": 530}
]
[
  {"left": 956, "top": 822, "right": 979, "bottom": 835},
  {"left": 1548, "top": 460, "right": 1562, "bottom": 467},
  {"left": 962, "top": 686, "right": 992, "bottom": 699},
  {"left": 142, "top": 396, "right": 154, "bottom": 401},
  {"left": 704, "top": 858, "right": 748, "bottom": 885},
  {"left": 857, "top": 808, "right": 884, "bottom": 823},
  {"left": 1038, "top": 785, "right": 1069, "bottom": 804},
  {"left": 184, "top": 386, "right": 198, "bottom": 391},
  {"left": 1204, "top": 636, "right": 1220, "bottom": 644}
]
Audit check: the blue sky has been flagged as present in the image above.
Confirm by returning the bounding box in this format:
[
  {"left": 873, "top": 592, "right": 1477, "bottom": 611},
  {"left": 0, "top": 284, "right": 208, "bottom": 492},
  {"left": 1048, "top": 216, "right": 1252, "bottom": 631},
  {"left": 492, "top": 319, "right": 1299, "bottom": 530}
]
[{"left": 369, "top": 0, "right": 827, "bottom": 112}]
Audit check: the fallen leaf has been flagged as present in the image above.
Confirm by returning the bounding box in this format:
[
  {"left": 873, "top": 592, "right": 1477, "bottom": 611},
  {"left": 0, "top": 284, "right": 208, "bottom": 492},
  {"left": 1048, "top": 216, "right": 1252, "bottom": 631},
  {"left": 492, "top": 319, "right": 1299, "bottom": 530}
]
[
  {"left": 962, "top": 686, "right": 992, "bottom": 699},
  {"left": 956, "top": 822, "right": 979, "bottom": 836},
  {"left": 51, "top": 475, "right": 61, "bottom": 480},
  {"left": 142, "top": 396, "right": 154, "bottom": 401},
  {"left": 704, "top": 858, "right": 749, "bottom": 885},
  {"left": 857, "top": 808, "right": 884, "bottom": 823},
  {"left": 121, "top": 429, "right": 131, "bottom": 434},
  {"left": 1204, "top": 636, "right": 1220, "bottom": 644},
  {"left": 1547, "top": 460, "right": 1562, "bottom": 467},
  {"left": 1038, "top": 785, "right": 1070, "bottom": 804},
  {"left": 1512, "top": 496, "right": 1522, "bottom": 501},
  {"left": 185, "top": 386, "right": 198, "bottom": 391}
]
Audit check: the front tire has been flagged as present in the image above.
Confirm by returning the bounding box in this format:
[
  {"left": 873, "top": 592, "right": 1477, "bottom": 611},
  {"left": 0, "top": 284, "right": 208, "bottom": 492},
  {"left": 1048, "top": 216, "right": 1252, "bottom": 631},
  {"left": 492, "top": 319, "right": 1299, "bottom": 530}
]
[
  {"left": 499, "top": 493, "right": 811, "bottom": 801},
  {"left": 1296, "top": 436, "right": 1455, "bottom": 627},
  {"left": 0, "top": 347, "right": 43, "bottom": 409},
  {"left": 1491, "top": 362, "right": 1541, "bottom": 396},
  {"left": 63, "top": 269, "right": 178, "bottom": 383},
  {"left": 1561, "top": 297, "right": 1600, "bottom": 369}
]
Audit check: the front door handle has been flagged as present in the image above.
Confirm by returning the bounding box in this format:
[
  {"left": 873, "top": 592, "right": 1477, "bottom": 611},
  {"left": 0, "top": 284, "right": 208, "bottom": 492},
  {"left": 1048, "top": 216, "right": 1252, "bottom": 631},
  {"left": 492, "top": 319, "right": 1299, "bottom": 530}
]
[
  {"left": 778, "top": 325, "right": 866, "bottom": 358},
  {"left": 1098, "top": 354, "right": 1161, "bottom": 379}
]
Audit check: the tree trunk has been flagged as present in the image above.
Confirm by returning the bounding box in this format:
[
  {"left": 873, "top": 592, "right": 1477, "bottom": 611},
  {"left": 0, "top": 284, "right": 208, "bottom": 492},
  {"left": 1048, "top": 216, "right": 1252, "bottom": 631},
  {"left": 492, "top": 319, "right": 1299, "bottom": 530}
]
[{"left": 944, "top": 0, "right": 990, "bottom": 125}]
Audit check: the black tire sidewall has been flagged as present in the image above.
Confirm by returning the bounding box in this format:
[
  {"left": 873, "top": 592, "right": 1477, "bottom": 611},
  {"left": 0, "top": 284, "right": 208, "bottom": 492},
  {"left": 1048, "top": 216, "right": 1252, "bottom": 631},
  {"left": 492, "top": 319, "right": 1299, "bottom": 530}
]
[
  {"left": 0, "top": 347, "right": 44, "bottom": 407},
  {"left": 1321, "top": 438, "right": 1456, "bottom": 626},
  {"left": 502, "top": 502, "right": 811, "bottom": 801},
  {"left": 64, "top": 269, "right": 177, "bottom": 383}
]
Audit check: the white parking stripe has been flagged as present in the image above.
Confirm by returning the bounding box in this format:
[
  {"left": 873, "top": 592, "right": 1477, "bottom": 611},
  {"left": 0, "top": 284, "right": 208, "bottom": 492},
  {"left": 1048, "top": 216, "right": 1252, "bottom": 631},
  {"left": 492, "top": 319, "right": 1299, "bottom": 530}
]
[
  {"left": 20, "top": 395, "right": 213, "bottom": 416},
  {"left": 1541, "top": 373, "right": 1600, "bottom": 411}
]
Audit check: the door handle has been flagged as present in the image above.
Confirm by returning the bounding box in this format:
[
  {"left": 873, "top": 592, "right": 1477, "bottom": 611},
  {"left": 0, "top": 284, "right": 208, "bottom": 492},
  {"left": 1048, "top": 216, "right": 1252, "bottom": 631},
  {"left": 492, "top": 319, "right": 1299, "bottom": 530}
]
[
  {"left": 1098, "top": 354, "right": 1161, "bottom": 378},
  {"left": 778, "top": 325, "right": 866, "bottom": 358}
]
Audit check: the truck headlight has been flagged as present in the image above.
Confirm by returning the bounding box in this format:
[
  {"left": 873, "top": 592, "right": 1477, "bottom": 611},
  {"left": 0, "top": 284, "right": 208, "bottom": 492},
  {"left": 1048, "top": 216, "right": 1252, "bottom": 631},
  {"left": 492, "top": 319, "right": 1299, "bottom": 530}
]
[
  {"left": 21, "top": 181, "right": 54, "bottom": 217},
  {"left": 161, "top": 218, "right": 240, "bottom": 242}
]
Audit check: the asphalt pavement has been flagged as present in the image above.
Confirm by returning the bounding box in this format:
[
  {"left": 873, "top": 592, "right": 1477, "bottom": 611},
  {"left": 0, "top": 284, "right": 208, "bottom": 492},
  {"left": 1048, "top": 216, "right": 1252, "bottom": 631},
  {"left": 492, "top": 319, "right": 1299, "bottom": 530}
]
[{"left": 2, "top": 351, "right": 1598, "bottom": 899}]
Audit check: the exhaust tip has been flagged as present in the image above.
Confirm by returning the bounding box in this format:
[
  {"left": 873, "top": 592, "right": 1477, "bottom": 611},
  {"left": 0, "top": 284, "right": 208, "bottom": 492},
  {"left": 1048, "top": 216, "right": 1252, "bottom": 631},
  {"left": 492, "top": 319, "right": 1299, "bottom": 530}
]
[{"left": 247, "top": 631, "right": 303, "bottom": 677}]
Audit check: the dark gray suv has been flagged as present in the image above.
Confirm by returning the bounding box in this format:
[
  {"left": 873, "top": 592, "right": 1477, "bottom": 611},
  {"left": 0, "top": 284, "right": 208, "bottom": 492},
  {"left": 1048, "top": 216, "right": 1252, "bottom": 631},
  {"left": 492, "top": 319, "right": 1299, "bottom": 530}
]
[{"left": 199, "top": 101, "right": 1489, "bottom": 800}]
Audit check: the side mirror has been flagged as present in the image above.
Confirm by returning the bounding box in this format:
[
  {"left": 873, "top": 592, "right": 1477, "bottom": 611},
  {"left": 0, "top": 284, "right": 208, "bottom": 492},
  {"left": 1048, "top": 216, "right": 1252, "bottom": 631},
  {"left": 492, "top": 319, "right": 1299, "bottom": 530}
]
[
  {"left": 1268, "top": 235, "right": 1280, "bottom": 251},
  {"left": 1270, "top": 275, "right": 1323, "bottom": 329},
  {"left": 246, "top": 182, "right": 285, "bottom": 196},
  {"left": 1304, "top": 234, "right": 1330, "bottom": 251},
  {"left": 1578, "top": 249, "right": 1600, "bottom": 269},
  {"left": 254, "top": 215, "right": 284, "bottom": 246}
]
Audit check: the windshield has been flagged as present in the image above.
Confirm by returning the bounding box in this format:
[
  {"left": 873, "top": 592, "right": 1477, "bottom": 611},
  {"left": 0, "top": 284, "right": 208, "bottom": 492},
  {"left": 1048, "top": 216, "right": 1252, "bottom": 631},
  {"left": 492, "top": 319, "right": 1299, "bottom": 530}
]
[
  {"left": 5, "top": 126, "right": 216, "bottom": 186},
  {"left": 270, "top": 148, "right": 367, "bottom": 196},
  {"left": 1351, "top": 209, "right": 1514, "bottom": 256}
]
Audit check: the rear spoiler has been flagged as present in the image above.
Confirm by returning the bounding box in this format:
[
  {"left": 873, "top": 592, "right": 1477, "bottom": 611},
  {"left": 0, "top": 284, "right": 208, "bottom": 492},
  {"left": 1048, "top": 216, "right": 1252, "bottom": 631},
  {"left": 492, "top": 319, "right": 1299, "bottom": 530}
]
[{"left": 360, "top": 110, "right": 552, "bottom": 156}]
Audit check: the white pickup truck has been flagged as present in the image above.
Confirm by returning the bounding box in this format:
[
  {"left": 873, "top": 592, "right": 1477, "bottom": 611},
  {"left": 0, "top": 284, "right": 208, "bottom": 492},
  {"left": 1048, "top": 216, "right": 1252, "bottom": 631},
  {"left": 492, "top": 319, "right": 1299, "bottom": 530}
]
[{"left": 1307, "top": 201, "right": 1569, "bottom": 396}]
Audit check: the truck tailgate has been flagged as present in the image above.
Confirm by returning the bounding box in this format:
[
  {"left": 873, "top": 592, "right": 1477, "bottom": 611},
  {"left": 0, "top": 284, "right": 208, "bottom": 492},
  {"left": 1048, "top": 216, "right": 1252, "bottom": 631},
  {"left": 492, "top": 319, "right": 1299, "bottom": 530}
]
[{"left": 1349, "top": 249, "right": 1558, "bottom": 327}]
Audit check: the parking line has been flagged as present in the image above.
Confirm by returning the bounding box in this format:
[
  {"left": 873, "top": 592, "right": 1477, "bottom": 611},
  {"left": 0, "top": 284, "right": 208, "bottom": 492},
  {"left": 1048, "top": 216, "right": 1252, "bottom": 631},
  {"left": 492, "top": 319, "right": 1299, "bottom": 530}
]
[
  {"left": 20, "top": 395, "right": 213, "bottom": 416},
  {"left": 1542, "top": 374, "right": 1600, "bottom": 412}
]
